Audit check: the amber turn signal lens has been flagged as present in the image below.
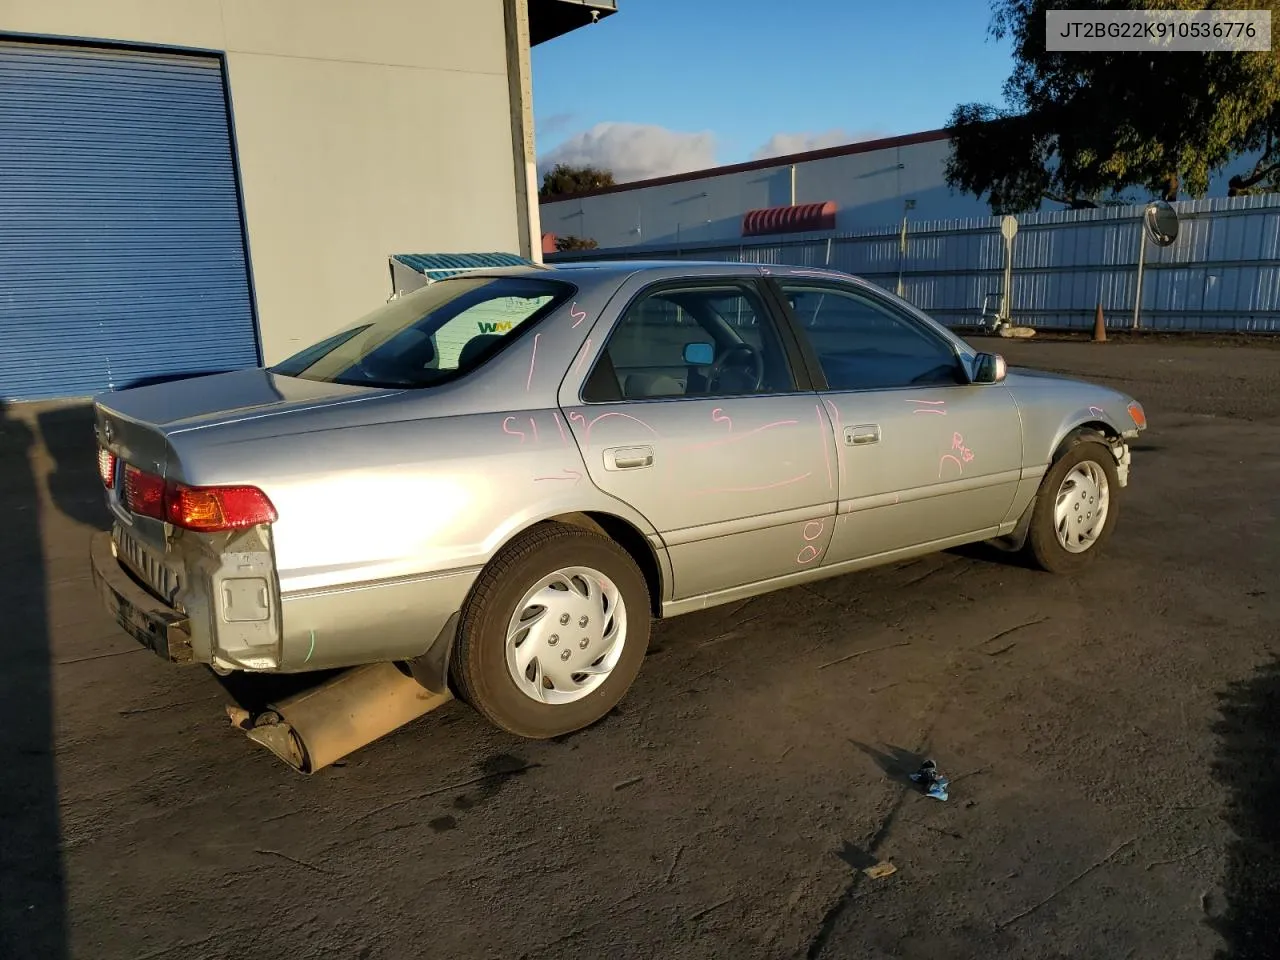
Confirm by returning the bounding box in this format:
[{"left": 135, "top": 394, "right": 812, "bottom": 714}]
[{"left": 1127, "top": 401, "right": 1147, "bottom": 430}]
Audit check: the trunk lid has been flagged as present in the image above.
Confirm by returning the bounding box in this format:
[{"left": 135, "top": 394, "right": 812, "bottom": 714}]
[
  {"left": 94, "top": 368, "right": 392, "bottom": 559},
  {"left": 97, "top": 367, "right": 393, "bottom": 434}
]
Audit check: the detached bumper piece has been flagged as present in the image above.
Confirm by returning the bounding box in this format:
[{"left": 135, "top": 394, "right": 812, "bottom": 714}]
[
  {"left": 235, "top": 662, "right": 452, "bottom": 774},
  {"left": 90, "top": 531, "right": 192, "bottom": 663},
  {"left": 1111, "top": 440, "right": 1132, "bottom": 488}
]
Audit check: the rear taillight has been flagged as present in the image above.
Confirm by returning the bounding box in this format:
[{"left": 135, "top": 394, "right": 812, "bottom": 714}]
[
  {"left": 122, "top": 464, "right": 277, "bottom": 532},
  {"left": 97, "top": 448, "right": 116, "bottom": 489},
  {"left": 125, "top": 465, "right": 166, "bottom": 520},
  {"left": 166, "top": 483, "right": 277, "bottom": 532}
]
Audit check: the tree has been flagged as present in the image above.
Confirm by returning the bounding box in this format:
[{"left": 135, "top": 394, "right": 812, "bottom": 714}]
[
  {"left": 1228, "top": 111, "right": 1280, "bottom": 194},
  {"left": 538, "top": 163, "right": 616, "bottom": 200},
  {"left": 554, "top": 235, "right": 599, "bottom": 252},
  {"left": 946, "top": 0, "right": 1280, "bottom": 213}
]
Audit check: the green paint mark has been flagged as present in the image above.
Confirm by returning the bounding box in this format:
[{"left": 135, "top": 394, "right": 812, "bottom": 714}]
[{"left": 305, "top": 630, "right": 316, "bottom": 664}]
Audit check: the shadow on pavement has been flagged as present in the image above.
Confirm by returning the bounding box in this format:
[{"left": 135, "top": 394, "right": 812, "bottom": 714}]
[
  {"left": 0, "top": 400, "right": 67, "bottom": 960},
  {"left": 946, "top": 539, "right": 1037, "bottom": 569},
  {"left": 847, "top": 739, "right": 924, "bottom": 779},
  {"left": 1211, "top": 657, "right": 1280, "bottom": 960},
  {"left": 37, "top": 404, "right": 109, "bottom": 532}
]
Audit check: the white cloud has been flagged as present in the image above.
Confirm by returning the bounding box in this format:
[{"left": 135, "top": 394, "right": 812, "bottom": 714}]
[
  {"left": 537, "top": 122, "right": 718, "bottom": 184},
  {"left": 750, "top": 128, "right": 893, "bottom": 161}
]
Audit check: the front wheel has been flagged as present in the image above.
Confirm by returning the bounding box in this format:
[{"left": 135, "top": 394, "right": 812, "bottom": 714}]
[
  {"left": 449, "top": 522, "right": 650, "bottom": 738},
  {"left": 1023, "top": 433, "right": 1120, "bottom": 574}
]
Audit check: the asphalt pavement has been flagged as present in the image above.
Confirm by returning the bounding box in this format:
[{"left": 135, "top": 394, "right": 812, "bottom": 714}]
[{"left": 1, "top": 334, "right": 1277, "bottom": 960}]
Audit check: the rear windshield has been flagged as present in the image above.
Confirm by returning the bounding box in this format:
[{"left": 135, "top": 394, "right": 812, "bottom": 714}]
[{"left": 271, "top": 276, "right": 573, "bottom": 388}]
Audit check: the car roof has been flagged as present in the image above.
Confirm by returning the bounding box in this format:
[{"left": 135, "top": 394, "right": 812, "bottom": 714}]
[{"left": 447, "top": 259, "right": 857, "bottom": 284}]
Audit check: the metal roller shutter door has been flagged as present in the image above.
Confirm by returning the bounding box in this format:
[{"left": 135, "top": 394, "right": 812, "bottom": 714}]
[{"left": 0, "top": 41, "right": 259, "bottom": 401}]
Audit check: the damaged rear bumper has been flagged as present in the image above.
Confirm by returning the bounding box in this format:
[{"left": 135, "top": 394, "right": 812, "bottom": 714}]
[{"left": 90, "top": 531, "right": 193, "bottom": 663}]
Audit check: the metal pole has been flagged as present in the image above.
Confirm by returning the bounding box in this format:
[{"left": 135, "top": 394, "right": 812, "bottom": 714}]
[
  {"left": 790, "top": 164, "right": 797, "bottom": 206},
  {"left": 1132, "top": 222, "right": 1147, "bottom": 330},
  {"left": 825, "top": 236, "right": 833, "bottom": 267},
  {"left": 896, "top": 215, "right": 908, "bottom": 296},
  {"left": 1001, "top": 234, "right": 1014, "bottom": 321}
]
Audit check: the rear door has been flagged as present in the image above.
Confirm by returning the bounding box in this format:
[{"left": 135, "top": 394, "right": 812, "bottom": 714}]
[
  {"left": 768, "top": 277, "right": 1023, "bottom": 564},
  {"left": 562, "top": 276, "right": 838, "bottom": 601}
]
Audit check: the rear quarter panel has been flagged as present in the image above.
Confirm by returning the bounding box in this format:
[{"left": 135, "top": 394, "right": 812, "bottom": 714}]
[
  {"left": 179, "top": 410, "right": 630, "bottom": 593},
  {"left": 162, "top": 273, "right": 666, "bottom": 670}
]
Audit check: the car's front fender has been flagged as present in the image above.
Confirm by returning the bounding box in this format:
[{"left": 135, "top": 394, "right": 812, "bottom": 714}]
[{"left": 1004, "top": 369, "right": 1145, "bottom": 470}]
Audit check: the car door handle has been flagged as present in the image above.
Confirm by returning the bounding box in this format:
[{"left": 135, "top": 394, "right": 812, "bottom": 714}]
[
  {"left": 604, "top": 445, "right": 654, "bottom": 470},
  {"left": 845, "top": 424, "right": 881, "bottom": 446}
]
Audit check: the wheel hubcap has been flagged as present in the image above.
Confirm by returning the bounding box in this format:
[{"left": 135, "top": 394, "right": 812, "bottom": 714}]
[
  {"left": 505, "top": 566, "right": 627, "bottom": 705},
  {"left": 1053, "top": 460, "right": 1111, "bottom": 554}
]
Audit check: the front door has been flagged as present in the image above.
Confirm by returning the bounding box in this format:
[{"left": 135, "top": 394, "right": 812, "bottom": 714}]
[
  {"left": 771, "top": 278, "right": 1023, "bottom": 564},
  {"left": 563, "top": 278, "right": 838, "bottom": 600}
]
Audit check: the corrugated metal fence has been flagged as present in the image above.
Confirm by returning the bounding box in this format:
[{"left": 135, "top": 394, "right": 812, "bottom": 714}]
[{"left": 548, "top": 193, "right": 1280, "bottom": 333}]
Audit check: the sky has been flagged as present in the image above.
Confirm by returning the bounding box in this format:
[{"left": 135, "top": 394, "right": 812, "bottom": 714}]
[{"left": 531, "top": 0, "right": 1015, "bottom": 184}]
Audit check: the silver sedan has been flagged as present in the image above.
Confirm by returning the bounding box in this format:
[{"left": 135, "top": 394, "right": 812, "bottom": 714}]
[{"left": 90, "top": 261, "right": 1146, "bottom": 741}]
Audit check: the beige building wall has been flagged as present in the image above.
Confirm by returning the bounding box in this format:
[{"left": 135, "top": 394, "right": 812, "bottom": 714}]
[{"left": 0, "top": 0, "right": 524, "bottom": 362}]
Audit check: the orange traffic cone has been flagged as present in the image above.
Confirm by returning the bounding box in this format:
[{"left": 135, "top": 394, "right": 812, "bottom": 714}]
[{"left": 1092, "top": 302, "right": 1107, "bottom": 342}]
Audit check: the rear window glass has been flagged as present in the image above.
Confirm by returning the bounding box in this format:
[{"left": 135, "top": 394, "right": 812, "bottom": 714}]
[{"left": 271, "top": 276, "right": 573, "bottom": 388}]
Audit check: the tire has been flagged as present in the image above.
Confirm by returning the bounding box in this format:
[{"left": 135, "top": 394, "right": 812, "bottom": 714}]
[
  {"left": 1023, "top": 432, "right": 1121, "bottom": 574},
  {"left": 449, "top": 521, "right": 651, "bottom": 739}
]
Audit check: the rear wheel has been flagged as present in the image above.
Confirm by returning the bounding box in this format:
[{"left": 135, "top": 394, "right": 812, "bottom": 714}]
[
  {"left": 1024, "top": 432, "right": 1120, "bottom": 574},
  {"left": 450, "top": 522, "right": 650, "bottom": 738}
]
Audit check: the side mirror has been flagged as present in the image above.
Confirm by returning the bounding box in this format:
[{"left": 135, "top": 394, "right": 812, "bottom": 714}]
[
  {"left": 973, "top": 352, "right": 1007, "bottom": 384},
  {"left": 683, "top": 342, "right": 715, "bottom": 366}
]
